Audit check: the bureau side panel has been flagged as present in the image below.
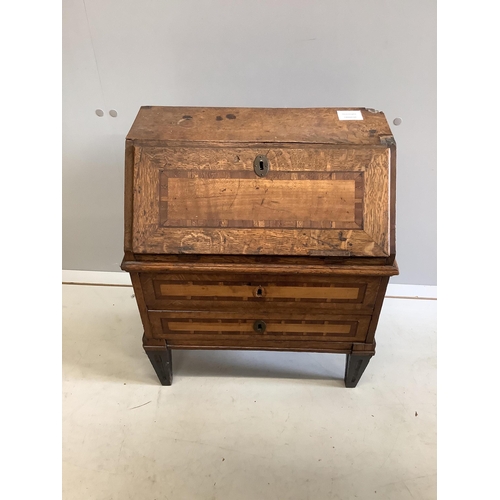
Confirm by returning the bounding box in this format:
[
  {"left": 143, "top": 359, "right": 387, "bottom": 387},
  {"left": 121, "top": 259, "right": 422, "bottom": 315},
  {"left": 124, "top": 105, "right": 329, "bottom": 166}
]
[
  {"left": 129, "top": 272, "right": 154, "bottom": 339},
  {"left": 124, "top": 139, "right": 135, "bottom": 252},
  {"left": 365, "top": 276, "right": 390, "bottom": 343}
]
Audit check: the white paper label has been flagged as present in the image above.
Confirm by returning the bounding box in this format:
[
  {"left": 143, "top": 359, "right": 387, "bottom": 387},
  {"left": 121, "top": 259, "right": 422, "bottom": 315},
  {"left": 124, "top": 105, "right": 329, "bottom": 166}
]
[{"left": 337, "top": 110, "right": 363, "bottom": 120}]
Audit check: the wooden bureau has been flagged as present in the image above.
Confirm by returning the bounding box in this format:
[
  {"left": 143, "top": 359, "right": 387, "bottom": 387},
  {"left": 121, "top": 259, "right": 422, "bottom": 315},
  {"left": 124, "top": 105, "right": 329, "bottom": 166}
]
[{"left": 121, "top": 106, "right": 398, "bottom": 387}]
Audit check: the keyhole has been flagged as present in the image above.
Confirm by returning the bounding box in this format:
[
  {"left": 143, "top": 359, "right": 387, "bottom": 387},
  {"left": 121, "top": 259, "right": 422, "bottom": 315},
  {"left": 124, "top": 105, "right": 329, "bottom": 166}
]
[
  {"left": 253, "top": 155, "right": 269, "bottom": 177},
  {"left": 253, "top": 320, "right": 267, "bottom": 333},
  {"left": 254, "top": 286, "right": 264, "bottom": 297}
]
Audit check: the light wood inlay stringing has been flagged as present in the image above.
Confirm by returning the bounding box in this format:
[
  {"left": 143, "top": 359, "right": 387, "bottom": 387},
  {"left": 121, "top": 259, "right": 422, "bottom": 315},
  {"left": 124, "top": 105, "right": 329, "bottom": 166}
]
[
  {"left": 162, "top": 318, "right": 356, "bottom": 336},
  {"left": 159, "top": 283, "right": 360, "bottom": 301}
]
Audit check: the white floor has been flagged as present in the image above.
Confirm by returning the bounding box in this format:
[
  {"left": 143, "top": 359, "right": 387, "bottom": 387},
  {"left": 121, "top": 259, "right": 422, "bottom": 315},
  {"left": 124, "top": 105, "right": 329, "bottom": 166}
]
[{"left": 62, "top": 284, "right": 436, "bottom": 500}]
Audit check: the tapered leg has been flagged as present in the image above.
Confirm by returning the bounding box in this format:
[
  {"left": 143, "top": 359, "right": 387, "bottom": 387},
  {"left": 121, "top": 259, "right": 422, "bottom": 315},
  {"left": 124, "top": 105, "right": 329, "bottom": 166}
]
[
  {"left": 344, "top": 353, "right": 372, "bottom": 388},
  {"left": 144, "top": 344, "right": 173, "bottom": 386}
]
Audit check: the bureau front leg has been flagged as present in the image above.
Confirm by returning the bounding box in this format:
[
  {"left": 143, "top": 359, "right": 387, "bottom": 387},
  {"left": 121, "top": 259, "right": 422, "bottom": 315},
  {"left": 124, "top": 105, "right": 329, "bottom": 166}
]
[
  {"left": 344, "top": 353, "right": 373, "bottom": 388},
  {"left": 143, "top": 337, "right": 172, "bottom": 386}
]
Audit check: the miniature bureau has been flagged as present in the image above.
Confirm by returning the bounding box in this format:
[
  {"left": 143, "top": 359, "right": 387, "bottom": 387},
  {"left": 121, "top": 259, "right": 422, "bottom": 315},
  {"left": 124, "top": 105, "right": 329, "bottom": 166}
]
[{"left": 121, "top": 106, "right": 398, "bottom": 387}]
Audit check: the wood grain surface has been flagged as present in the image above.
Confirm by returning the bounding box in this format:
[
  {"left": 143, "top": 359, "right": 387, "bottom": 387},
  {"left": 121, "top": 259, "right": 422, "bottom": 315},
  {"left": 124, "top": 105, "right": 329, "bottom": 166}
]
[
  {"left": 162, "top": 176, "right": 361, "bottom": 229},
  {"left": 140, "top": 272, "right": 382, "bottom": 314},
  {"left": 130, "top": 145, "right": 391, "bottom": 256},
  {"left": 164, "top": 339, "right": 355, "bottom": 353},
  {"left": 122, "top": 258, "right": 399, "bottom": 276},
  {"left": 127, "top": 107, "right": 392, "bottom": 145},
  {"left": 122, "top": 106, "right": 398, "bottom": 386},
  {"left": 148, "top": 310, "right": 370, "bottom": 344},
  {"left": 146, "top": 146, "right": 375, "bottom": 171},
  {"left": 159, "top": 283, "right": 360, "bottom": 300}
]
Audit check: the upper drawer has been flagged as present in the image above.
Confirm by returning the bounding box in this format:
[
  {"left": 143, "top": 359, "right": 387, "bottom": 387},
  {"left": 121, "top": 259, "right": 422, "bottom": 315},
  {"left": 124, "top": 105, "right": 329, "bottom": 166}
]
[
  {"left": 126, "top": 146, "right": 393, "bottom": 257},
  {"left": 140, "top": 272, "right": 381, "bottom": 314}
]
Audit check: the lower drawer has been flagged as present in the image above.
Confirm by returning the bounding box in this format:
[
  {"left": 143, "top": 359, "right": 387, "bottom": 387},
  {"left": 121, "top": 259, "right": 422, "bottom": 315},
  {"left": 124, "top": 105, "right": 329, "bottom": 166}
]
[{"left": 148, "top": 311, "right": 371, "bottom": 347}]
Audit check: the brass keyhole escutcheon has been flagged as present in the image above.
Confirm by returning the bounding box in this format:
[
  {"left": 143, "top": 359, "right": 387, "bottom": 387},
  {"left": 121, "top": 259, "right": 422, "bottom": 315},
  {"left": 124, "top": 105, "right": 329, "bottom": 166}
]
[
  {"left": 254, "top": 286, "right": 265, "bottom": 298},
  {"left": 253, "top": 320, "right": 267, "bottom": 333},
  {"left": 253, "top": 155, "right": 269, "bottom": 177}
]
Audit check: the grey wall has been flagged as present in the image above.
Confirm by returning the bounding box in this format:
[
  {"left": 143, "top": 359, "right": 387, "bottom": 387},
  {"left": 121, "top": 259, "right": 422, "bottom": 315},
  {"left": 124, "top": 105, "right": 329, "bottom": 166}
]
[{"left": 63, "top": 0, "right": 436, "bottom": 285}]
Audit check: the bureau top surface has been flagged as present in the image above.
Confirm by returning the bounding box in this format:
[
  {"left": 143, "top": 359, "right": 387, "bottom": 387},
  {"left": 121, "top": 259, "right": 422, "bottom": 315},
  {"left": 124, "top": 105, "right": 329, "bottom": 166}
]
[{"left": 127, "top": 106, "right": 393, "bottom": 145}]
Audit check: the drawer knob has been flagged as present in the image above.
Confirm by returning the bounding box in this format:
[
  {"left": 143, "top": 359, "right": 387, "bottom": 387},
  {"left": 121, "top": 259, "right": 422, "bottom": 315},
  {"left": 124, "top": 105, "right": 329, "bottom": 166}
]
[
  {"left": 253, "top": 320, "right": 267, "bottom": 333},
  {"left": 253, "top": 155, "right": 269, "bottom": 177}
]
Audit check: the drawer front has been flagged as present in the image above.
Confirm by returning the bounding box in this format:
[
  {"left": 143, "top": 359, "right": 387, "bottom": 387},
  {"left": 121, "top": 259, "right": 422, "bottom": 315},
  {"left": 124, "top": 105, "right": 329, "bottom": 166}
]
[
  {"left": 131, "top": 146, "right": 391, "bottom": 257},
  {"left": 141, "top": 273, "right": 381, "bottom": 314},
  {"left": 148, "top": 311, "right": 370, "bottom": 349}
]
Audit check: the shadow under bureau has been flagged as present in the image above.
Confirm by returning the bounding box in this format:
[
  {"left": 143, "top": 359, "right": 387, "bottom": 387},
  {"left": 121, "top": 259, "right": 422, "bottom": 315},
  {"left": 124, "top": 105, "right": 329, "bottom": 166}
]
[{"left": 121, "top": 106, "right": 398, "bottom": 387}]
